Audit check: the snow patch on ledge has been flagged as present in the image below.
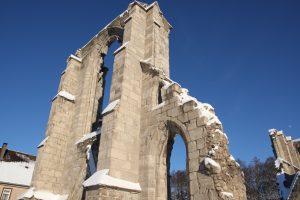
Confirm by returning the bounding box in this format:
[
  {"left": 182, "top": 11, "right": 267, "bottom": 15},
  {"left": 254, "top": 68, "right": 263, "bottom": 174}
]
[
  {"left": 53, "top": 90, "right": 75, "bottom": 101},
  {"left": 220, "top": 191, "right": 234, "bottom": 199},
  {"left": 102, "top": 99, "right": 120, "bottom": 115},
  {"left": 275, "top": 158, "right": 282, "bottom": 169},
  {"left": 293, "top": 138, "right": 300, "bottom": 142},
  {"left": 37, "top": 136, "right": 49, "bottom": 148},
  {"left": 162, "top": 80, "right": 181, "bottom": 90},
  {"left": 113, "top": 42, "right": 129, "bottom": 55},
  {"left": 152, "top": 102, "right": 165, "bottom": 110},
  {"left": 75, "top": 129, "right": 101, "bottom": 145},
  {"left": 229, "top": 155, "right": 240, "bottom": 167},
  {"left": 18, "top": 188, "right": 68, "bottom": 200},
  {"left": 269, "top": 128, "right": 277, "bottom": 135},
  {"left": 269, "top": 128, "right": 284, "bottom": 136},
  {"left": 204, "top": 157, "right": 221, "bottom": 174},
  {"left": 83, "top": 169, "right": 141, "bottom": 191},
  {"left": 178, "top": 88, "right": 221, "bottom": 126},
  {"left": 160, "top": 78, "right": 221, "bottom": 126},
  {"left": 69, "top": 54, "right": 82, "bottom": 63}
]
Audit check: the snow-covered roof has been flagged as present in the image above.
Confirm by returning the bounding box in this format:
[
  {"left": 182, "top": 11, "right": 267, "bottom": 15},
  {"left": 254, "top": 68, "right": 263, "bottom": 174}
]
[
  {"left": 18, "top": 188, "right": 68, "bottom": 200},
  {"left": 0, "top": 161, "right": 35, "bottom": 186},
  {"left": 83, "top": 169, "right": 141, "bottom": 191}
]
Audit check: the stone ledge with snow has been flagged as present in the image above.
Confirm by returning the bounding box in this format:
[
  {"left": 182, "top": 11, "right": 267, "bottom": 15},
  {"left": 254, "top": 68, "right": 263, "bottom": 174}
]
[
  {"left": 18, "top": 188, "right": 68, "bottom": 200},
  {"left": 83, "top": 169, "right": 141, "bottom": 192},
  {"left": 101, "top": 99, "right": 120, "bottom": 115}
]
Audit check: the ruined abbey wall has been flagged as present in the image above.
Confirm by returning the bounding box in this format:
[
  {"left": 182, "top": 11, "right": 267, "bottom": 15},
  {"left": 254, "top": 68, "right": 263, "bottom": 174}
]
[{"left": 20, "top": 2, "right": 246, "bottom": 200}]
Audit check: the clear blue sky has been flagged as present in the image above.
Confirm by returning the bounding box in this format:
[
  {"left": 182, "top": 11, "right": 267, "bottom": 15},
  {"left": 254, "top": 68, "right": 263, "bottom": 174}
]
[{"left": 0, "top": 0, "right": 299, "bottom": 171}]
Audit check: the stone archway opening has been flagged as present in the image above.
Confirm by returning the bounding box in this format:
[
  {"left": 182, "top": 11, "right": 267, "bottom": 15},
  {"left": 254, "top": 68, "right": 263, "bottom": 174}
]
[
  {"left": 87, "top": 39, "right": 122, "bottom": 178},
  {"left": 166, "top": 122, "right": 190, "bottom": 200},
  {"left": 101, "top": 41, "right": 121, "bottom": 111},
  {"left": 91, "top": 39, "right": 122, "bottom": 132}
]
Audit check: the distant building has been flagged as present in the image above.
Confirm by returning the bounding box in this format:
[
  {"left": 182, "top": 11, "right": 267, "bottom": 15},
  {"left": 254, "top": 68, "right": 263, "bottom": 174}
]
[
  {"left": 269, "top": 129, "right": 300, "bottom": 200},
  {"left": 0, "top": 143, "right": 35, "bottom": 200}
]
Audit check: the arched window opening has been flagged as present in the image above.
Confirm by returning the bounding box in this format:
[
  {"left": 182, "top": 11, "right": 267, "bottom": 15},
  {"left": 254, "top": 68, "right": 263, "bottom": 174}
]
[
  {"left": 157, "top": 82, "right": 164, "bottom": 104},
  {"left": 101, "top": 41, "right": 121, "bottom": 109},
  {"left": 167, "top": 133, "right": 189, "bottom": 200},
  {"left": 88, "top": 40, "right": 121, "bottom": 179},
  {"left": 92, "top": 40, "right": 121, "bottom": 132}
]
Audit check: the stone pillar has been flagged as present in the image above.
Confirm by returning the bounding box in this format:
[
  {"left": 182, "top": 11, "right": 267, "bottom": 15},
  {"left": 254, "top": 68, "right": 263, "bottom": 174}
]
[
  {"left": 144, "top": 3, "right": 171, "bottom": 76},
  {"left": 31, "top": 55, "right": 81, "bottom": 195},
  {"left": 96, "top": 2, "right": 146, "bottom": 182},
  {"left": 61, "top": 49, "right": 104, "bottom": 198},
  {"left": 84, "top": 2, "right": 172, "bottom": 199},
  {"left": 270, "top": 130, "right": 300, "bottom": 175}
]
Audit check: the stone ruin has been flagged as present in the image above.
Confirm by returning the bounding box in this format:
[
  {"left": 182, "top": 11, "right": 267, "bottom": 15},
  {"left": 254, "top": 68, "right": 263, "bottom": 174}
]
[
  {"left": 269, "top": 129, "right": 300, "bottom": 200},
  {"left": 18, "top": 1, "right": 246, "bottom": 200}
]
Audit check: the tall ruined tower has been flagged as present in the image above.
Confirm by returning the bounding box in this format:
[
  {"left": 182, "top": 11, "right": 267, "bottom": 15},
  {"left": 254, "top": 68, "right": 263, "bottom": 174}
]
[
  {"left": 269, "top": 129, "right": 300, "bottom": 199},
  {"left": 19, "top": 2, "right": 246, "bottom": 200}
]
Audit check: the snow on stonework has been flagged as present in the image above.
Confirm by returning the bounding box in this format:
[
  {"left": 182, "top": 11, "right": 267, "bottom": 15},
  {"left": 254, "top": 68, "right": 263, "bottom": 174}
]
[
  {"left": 102, "top": 99, "right": 120, "bottom": 115},
  {"left": 152, "top": 101, "right": 165, "bottom": 110},
  {"left": 275, "top": 157, "right": 282, "bottom": 169},
  {"left": 69, "top": 54, "right": 82, "bottom": 63},
  {"left": 293, "top": 138, "right": 300, "bottom": 142},
  {"left": 37, "top": 136, "right": 49, "bottom": 148},
  {"left": 52, "top": 90, "right": 76, "bottom": 101},
  {"left": 220, "top": 192, "right": 234, "bottom": 199},
  {"left": 214, "top": 129, "right": 229, "bottom": 144},
  {"left": 18, "top": 188, "right": 68, "bottom": 200},
  {"left": 204, "top": 157, "right": 221, "bottom": 174},
  {"left": 83, "top": 169, "right": 141, "bottom": 191},
  {"left": 229, "top": 155, "right": 240, "bottom": 167},
  {"left": 179, "top": 88, "right": 221, "bottom": 125},
  {"left": 75, "top": 129, "right": 101, "bottom": 145},
  {"left": 0, "top": 161, "right": 35, "bottom": 186},
  {"left": 113, "top": 41, "right": 129, "bottom": 54},
  {"left": 162, "top": 79, "right": 222, "bottom": 126},
  {"left": 269, "top": 128, "right": 277, "bottom": 135}
]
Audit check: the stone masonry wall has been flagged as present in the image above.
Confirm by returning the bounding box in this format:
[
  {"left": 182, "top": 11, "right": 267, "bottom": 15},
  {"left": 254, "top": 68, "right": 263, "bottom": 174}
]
[
  {"left": 270, "top": 129, "right": 300, "bottom": 175},
  {"left": 139, "top": 63, "right": 246, "bottom": 200},
  {"left": 28, "top": 2, "right": 246, "bottom": 200},
  {"left": 85, "top": 186, "right": 139, "bottom": 200}
]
